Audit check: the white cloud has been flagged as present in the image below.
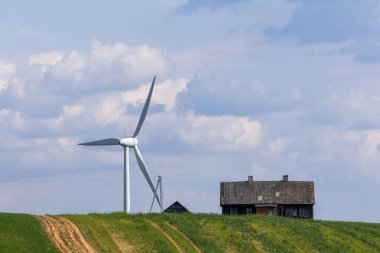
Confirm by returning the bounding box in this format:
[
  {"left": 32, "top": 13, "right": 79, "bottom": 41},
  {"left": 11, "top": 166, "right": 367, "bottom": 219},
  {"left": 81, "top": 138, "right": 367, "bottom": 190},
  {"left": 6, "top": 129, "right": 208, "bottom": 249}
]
[
  {"left": 92, "top": 94, "right": 126, "bottom": 127},
  {"left": 358, "top": 130, "right": 380, "bottom": 158},
  {"left": 91, "top": 40, "right": 128, "bottom": 64},
  {"left": 55, "top": 78, "right": 187, "bottom": 129},
  {"left": 0, "top": 61, "right": 16, "bottom": 92},
  {"left": 61, "top": 104, "right": 85, "bottom": 120},
  {"left": 121, "top": 78, "right": 188, "bottom": 112},
  {"left": 53, "top": 94, "right": 263, "bottom": 154},
  {"left": 0, "top": 40, "right": 169, "bottom": 100},
  {"left": 8, "top": 77, "right": 26, "bottom": 98},
  {"left": 56, "top": 137, "right": 80, "bottom": 154},
  {"left": 28, "top": 52, "right": 64, "bottom": 66},
  {"left": 50, "top": 51, "right": 86, "bottom": 82},
  {"left": 267, "top": 138, "right": 287, "bottom": 153},
  {"left": 54, "top": 92, "right": 125, "bottom": 128},
  {"left": 89, "top": 40, "right": 168, "bottom": 83},
  {"left": 179, "top": 113, "right": 263, "bottom": 151},
  {"left": 0, "top": 109, "right": 25, "bottom": 131}
]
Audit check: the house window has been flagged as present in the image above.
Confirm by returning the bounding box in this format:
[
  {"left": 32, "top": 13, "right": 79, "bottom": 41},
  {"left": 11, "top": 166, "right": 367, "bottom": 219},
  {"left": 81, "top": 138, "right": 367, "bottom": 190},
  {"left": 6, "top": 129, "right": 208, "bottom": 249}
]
[
  {"left": 246, "top": 207, "right": 253, "bottom": 214},
  {"left": 275, "top": 191, "right": 280, "bottom": 197},
  {"left": 258, "top": 195, "right": 262, "bottom": 201},
  {"left": 268, "top": 209, "right": 273, "bottom": 215}
]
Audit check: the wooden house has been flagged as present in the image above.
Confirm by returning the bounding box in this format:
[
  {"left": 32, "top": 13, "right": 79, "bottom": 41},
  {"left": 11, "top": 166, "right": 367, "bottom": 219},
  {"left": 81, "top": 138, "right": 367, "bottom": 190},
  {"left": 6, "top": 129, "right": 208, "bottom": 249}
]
[
  {"left": 220, "top": 175, "right": 315, "bottom": 218},
  {"left": 164, "top": 201, "right": 190, "bottom": 213}
]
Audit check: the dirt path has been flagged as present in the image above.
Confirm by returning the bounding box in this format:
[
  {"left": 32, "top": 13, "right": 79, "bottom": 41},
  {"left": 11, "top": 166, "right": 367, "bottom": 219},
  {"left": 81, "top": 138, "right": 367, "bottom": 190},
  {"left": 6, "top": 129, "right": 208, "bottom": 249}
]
[
  {"left": 147, "top": 220, "right": 184, "bottom": 253},
  {"left": 38, "top": 215, "right": 95, "bottom": 253},
  {"left": 165, "top": 222, "right": 202, "bottom": 253}
]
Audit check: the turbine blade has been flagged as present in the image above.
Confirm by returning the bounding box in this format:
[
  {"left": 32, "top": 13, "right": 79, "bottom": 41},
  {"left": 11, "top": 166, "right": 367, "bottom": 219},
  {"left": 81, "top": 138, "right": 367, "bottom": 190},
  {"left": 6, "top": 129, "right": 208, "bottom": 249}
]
[
  {"left": 133, "top": 145, "right": 161, "bottom": 207},
  {"left": 132, "top": 76, "right": 156, "bottom": 138},
  {"left": 79, "top": 138, "right": 120, "bottom": 146}
]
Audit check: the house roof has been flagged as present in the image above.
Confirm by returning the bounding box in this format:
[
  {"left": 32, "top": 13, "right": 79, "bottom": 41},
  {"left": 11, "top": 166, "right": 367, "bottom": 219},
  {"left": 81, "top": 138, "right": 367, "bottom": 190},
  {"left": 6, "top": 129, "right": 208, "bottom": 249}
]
[
  {"left": 164, "top": 201, "right": 190, "bottom": 213},
  {"left": 220, "top": 177, "right": 315, "bottom": 205}
]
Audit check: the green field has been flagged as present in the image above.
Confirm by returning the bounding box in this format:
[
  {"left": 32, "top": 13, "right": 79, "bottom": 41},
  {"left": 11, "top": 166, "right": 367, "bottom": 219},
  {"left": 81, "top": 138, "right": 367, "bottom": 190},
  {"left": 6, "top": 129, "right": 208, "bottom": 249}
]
[
  {"left": 1, "top": 212, "right": 380, "bottom": 252},
  {"left": 0, "top": 213, "right": 59, "bottom": 253}
]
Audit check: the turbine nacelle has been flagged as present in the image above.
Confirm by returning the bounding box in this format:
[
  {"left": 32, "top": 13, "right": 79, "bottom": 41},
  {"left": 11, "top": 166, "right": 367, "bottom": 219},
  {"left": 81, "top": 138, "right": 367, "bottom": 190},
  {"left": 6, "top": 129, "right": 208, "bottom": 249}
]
[{"left": 120, "top": 137, "right": 139, "bottom": 147}]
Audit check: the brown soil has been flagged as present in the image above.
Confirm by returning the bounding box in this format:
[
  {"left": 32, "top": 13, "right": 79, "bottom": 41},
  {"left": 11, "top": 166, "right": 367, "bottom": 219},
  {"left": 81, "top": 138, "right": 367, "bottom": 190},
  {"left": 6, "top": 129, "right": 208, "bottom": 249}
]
[{"left": 38, "top": 215, "right": 95, "bottom": 253}]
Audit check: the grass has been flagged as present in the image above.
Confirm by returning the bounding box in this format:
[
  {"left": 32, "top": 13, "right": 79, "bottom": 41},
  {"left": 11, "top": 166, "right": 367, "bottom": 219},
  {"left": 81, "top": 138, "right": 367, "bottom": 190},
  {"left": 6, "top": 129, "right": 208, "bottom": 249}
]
[
  {"left": 0, "top": 213, "right": 59, "bottom": 253},
  {"left": 63, "top": 213, "right": 380, "bottom": 253},
  {"left": 0, "top": 212, "right": 379, "bottom": 252}
]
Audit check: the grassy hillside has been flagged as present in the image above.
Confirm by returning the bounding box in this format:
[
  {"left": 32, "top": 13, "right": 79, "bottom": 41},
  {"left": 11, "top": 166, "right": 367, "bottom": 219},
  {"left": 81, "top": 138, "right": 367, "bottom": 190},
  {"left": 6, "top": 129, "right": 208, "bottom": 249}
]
[
  {"left": 0, "top": 213, "right": 59, "bottom": 253},
  {"left": 63, "top": 213, "right": 380, "bottom": 253},
  {"left": 1, "top": 212, "right": 379, "bottom": 252}
]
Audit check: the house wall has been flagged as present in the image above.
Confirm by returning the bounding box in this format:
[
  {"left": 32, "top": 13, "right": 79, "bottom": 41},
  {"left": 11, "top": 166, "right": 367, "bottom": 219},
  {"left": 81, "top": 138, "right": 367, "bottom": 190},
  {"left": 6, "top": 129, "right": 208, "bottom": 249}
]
[
  {"left": 222, "top": 205, "right": 255, "bottom": 215},
  {"left": 256, "top": 206, "right": 276, "bottom": 216},
  {"left": 277, "top": 204, "right": 313, "bottom": 218},
  {"left": 222, "top": 204, "right": 313, "bottom": 218}
]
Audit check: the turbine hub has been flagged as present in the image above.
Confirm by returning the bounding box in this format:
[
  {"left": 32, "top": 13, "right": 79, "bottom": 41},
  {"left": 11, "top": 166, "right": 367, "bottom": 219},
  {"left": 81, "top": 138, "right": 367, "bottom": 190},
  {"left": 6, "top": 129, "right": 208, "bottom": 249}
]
[{"left": 120, "top": 137, "right": 139, "bottom": 147}]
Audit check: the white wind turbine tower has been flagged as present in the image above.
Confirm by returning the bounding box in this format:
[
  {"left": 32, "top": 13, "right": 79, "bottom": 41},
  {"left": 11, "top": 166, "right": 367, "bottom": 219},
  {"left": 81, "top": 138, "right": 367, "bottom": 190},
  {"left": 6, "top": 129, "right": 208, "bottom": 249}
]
[{"left": 79, "top": 76, "right": 162, "bottom": 213}]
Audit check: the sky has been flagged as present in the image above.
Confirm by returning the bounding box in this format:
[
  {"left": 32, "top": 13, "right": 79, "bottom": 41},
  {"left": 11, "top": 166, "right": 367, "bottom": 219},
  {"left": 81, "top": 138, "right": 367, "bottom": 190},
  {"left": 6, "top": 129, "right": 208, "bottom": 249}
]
[{"left": 0, "top": 0, "right": 380, "bottom": 222}]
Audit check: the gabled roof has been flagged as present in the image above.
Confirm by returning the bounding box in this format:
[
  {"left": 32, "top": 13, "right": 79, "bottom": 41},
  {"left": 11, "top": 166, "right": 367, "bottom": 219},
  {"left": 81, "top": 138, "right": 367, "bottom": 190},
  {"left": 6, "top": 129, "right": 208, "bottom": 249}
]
[
  {"left": 220, "top": 178, "right": 315, "bottom": 205},
  {"left": 164, "top": 201, "right": 190, "bottom": 213}
]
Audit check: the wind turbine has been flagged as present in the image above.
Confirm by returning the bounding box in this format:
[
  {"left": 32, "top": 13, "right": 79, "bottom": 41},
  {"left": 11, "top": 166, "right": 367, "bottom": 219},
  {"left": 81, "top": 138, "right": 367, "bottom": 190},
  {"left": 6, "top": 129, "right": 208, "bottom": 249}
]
[{"left": 79, "top": 76, "right": 161, "bottom": 213}]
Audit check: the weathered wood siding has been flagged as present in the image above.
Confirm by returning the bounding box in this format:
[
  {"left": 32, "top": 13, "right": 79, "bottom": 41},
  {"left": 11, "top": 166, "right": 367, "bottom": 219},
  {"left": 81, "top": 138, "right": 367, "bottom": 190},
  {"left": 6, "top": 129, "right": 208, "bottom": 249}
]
[{"left": 255, "top": 206, "right": 276, "bottom": 215}]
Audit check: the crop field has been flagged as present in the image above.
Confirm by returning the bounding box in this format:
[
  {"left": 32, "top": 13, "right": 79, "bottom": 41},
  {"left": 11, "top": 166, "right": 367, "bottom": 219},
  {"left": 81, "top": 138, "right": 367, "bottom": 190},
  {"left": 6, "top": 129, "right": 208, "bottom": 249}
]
[
  {"left": 1, "top": 212, "right": 380, "bottom": 252},
  {"left": 0, "top": 212, "right": 59, "bottom": 253},
  {"left": 64, "top": 213, "right": 380, "bottom": 252}
]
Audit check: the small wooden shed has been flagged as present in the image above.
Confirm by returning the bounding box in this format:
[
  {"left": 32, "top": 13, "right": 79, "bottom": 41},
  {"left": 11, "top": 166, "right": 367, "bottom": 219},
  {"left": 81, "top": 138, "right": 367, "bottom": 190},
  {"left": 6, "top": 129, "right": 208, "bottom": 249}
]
[
  {"left": 164, "top": 201, "right": 190, "bottom": 213},
  {"left": 220, "top": 175, "right": 315, "bottom": 218}
]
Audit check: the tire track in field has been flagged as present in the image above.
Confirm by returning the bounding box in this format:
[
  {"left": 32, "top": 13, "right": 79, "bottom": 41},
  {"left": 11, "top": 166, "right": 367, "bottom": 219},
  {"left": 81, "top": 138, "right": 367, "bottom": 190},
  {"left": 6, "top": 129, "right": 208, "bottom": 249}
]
[
  {"left": 164, "top": 221, "right": 202, "bottom": 253},
  {"left": 146, "top": 220, "right": 184, "bottom": 253},
  {"left": 101, "top": 221, "right": 134, "bottom": 253},
  {"left": 38, "top": 215, "right": 95, "bottom": 253}
]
